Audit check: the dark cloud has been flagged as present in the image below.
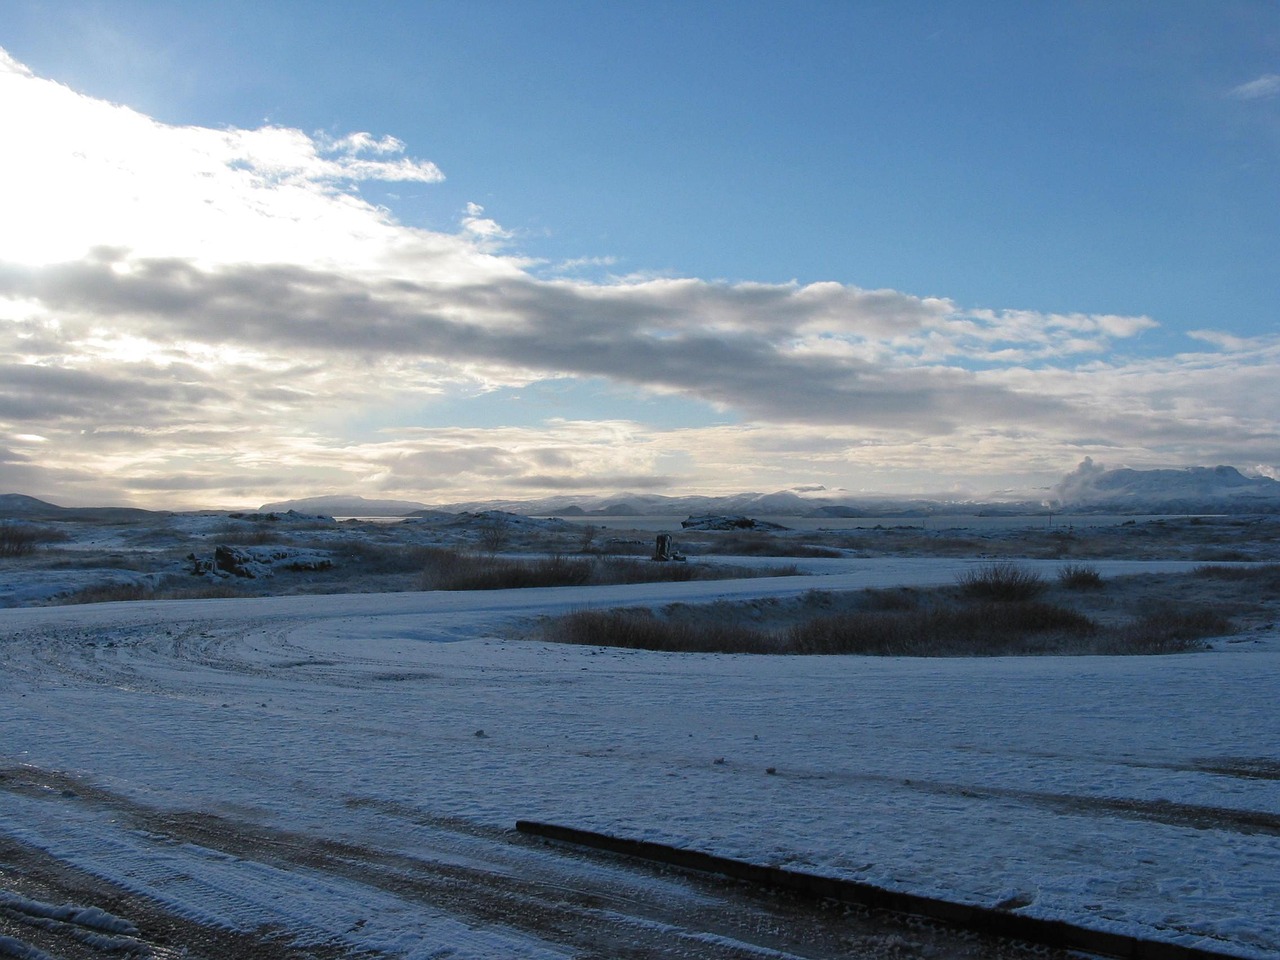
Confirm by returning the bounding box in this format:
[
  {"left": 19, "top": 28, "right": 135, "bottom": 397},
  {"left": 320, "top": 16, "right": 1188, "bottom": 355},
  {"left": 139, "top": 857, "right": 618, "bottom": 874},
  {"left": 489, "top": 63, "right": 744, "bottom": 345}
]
[
  {"left": 0, "top": 254, "right": 1067, "bottom": 430},
  {"left": 0, "top": 360, "right": 229, "bottom": 425}
]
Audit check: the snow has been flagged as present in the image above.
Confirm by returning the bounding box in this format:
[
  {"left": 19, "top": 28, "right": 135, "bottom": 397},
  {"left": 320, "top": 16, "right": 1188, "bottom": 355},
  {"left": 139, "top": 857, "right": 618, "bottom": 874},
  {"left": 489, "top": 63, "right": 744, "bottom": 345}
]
[{"left": 1, "top": 559, "right": 1278, "bottom": 957}]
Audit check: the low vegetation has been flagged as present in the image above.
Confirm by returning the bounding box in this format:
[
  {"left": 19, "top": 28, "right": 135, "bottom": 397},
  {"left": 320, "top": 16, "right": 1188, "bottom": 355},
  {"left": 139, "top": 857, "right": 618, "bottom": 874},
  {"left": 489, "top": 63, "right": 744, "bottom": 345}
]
[
  {"left": 543, "top": 562, "right": 1247, "bottom": 657},
  {"left": 1193, "top": 562, "right": 1280, "bottom": 583},
  {"left": 785, "top": 601, "right": 1099, "bottom": 655},
  {"left": 61, "top": 578, "right": 244, "bottom": 604},
  {"left": 546, "top": 601, "right": 1222, "bottom": 657},
  {"left": 695, "top": 532, "right": 844, "bottom": 559},
  {"left": 418, "top": 549, "right": 797, "bottom": 590},
  {"left": 0, "top": 522, "right": 64, "bottom": 557},
  {"left": 1057, "top": 563, "right": 1105, "bottom": 589},
  {"left": 956, "top": 562, "right": 1046, "bottom": 601}
]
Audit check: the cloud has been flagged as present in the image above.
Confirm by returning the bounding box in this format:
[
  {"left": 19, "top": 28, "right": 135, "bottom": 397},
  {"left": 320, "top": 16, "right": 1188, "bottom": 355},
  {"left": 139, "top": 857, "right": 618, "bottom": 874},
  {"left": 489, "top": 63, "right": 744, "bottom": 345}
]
[
  {"left": 0, "top": 252, "right": 1084, "bottom": 431},
  {"left": 460, "top": 202, "right": 514, "bottom": 247},
  {"left": 1229, "top": 74, "right": 1280, "bottom": 100},
  {"left": 0, "top": 48, "right": 1276, "bottom": 507}
]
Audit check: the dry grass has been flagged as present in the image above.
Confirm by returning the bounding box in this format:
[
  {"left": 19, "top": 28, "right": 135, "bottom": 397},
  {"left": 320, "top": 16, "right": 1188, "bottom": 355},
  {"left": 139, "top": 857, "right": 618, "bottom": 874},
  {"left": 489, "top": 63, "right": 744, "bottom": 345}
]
[
  {"left": 543, "top": 569, "right": 1240, "bottom": 657},
  {"left": 697, "top": 532, "right": 844, "bottom": 558},
  {"left": 1194, "top": 562, "right": 1280, "bottom": 583},
  {"left": 0, "top": 523, "right": 66, "bottom": 557},
  {"left": 1057, "top": 563, "right": 1105, "bottom": 590},
  {"left": 61, "top": 579, "right": 246, "bottom": 604},
  {"left": 1115, "top": 607, "right": 1234, "bottom": 654},
  {"left": 956, "top": 562, "right": 1046, "bottom": 601},
  {"left": 418, "top": 549, "right": 798, "bottom": 590},
  {"left": 786, "top": 601, "right": 1099, "bottom": 655}
]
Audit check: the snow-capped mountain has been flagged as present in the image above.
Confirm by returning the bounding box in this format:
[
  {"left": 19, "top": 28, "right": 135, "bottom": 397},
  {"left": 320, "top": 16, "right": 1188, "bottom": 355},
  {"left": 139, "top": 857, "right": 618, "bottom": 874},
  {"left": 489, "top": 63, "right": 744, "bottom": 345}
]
[{"left": 1048, "top": 459, "right": 1280, "bottom": 512}]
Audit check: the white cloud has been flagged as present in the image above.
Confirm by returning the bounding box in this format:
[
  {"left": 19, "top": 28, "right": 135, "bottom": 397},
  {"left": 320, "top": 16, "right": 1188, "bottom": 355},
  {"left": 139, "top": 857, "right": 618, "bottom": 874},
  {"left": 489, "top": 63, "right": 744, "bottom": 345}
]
[
  {"left": 0, "top": 48, "right": 1276, "bottom": 507},
  {"left": 460, "top": 202, "right": 514, "bottom": 246},
  {"left": 0, "top": 50, "right": 453, "bottom": 272},
  {"left": 1229, "top": 74, "right": 1280, "bottom": 101}
]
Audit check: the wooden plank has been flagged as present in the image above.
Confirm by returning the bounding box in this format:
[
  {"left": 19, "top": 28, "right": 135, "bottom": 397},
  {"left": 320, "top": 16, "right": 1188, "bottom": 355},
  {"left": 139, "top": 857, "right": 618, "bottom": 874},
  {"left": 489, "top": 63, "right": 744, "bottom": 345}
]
[{"left": 515, "top": 819, "right": 1246, "bottom": 960}]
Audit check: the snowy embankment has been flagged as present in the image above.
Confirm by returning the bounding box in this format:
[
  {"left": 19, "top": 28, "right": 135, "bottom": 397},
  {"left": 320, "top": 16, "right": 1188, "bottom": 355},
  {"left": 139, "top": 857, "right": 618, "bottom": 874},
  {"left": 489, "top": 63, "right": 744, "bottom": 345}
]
[{"left": 1, "top": 558, "right": 1277, "bottom": 958}]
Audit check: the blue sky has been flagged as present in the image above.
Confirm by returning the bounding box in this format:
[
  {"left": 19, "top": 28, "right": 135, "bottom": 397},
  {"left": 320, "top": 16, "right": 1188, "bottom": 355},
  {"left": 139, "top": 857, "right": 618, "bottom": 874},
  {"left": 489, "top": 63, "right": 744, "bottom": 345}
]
[{"left": 0, "top": 2, "right": 1277, "bottom": 507}]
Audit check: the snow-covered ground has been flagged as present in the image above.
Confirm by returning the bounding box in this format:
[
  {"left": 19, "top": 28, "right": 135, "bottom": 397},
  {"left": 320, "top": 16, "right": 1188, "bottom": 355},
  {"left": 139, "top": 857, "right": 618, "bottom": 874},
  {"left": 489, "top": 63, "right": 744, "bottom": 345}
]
[{"left": 2, "top": 560, "right": 1278, "bottom": 958}]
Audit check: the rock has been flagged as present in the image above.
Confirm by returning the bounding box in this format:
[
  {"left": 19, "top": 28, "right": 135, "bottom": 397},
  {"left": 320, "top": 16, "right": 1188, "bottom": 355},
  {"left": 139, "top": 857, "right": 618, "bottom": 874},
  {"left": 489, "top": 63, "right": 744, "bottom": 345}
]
[
  {"left": 189, "top": 546, "right": 333, "bottom": 579},
  {"left": 680, "top": 515, "right": 789, "bottom": 531},
  {"left": 215, "top": 545, "right": 257, "bottom": 578}
]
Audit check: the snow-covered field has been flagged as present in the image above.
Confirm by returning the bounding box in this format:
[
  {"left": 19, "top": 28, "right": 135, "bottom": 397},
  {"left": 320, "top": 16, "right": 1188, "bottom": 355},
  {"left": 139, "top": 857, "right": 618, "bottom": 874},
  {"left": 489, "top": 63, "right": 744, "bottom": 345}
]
[{"left": 2, "top": 517, "right": 1279, "bottom": 957}]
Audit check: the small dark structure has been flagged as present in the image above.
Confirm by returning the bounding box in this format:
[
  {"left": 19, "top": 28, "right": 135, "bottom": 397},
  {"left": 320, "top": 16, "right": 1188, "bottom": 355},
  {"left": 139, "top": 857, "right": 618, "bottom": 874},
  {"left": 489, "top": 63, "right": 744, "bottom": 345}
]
[{"left": 652, "top": 534, "right": 685, "bottom": 562}]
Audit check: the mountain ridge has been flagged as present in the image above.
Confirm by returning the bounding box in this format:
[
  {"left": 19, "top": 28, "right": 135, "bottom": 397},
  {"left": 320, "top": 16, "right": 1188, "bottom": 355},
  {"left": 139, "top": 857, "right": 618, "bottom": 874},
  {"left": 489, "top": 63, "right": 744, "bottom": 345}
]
[{"left": 6, "top": 463, "right": 1279, "bottom": 520}]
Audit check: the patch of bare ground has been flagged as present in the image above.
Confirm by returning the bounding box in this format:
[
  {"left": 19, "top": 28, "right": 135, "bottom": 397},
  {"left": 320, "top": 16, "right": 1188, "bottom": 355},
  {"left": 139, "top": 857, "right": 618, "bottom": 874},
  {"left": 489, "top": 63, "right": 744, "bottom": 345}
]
[{"left": 543, "top": 564, "right": 1280, "bottom": 656}]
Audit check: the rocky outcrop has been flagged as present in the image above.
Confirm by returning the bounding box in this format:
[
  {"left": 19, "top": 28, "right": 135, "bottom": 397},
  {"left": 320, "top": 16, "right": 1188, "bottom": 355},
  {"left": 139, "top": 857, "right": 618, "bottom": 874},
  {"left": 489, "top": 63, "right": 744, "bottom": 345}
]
[
  {"left": 680, "top": 515, "right": 789, "bottom": 531},
  {"left": 189, "top": 545, "right": 333, "bottom": 579}
]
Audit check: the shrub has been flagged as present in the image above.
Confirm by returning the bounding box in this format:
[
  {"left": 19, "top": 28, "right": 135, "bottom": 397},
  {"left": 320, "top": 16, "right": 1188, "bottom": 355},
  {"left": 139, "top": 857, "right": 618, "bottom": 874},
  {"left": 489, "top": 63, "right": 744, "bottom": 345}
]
[
  {"left": 62, "top": 581, "right": 152, "bottom": 604},
  {"left": 786, "top": 601, "right": 1097, "bottom": 656},
  {"left": 860, "top": 586, "right": 920, "bottom": 611},
  {"left": 418, "top": 550, "right": 578, "bottom": 590},
  {"left": 1058, "top": 563, "right": 1104, "bottom": 590},
  {"left": 61, "top": 578, "right": 245, "bottom": 604},
  {"left": 333, "top": 540, "right": 440, "bottom": 574},
  {"left": 1193, "top": 563, "right": 1280, "bottom": 582},
  {"left": 477, "top": 520, "right": 511, "bottom": 554},
  {"left": 547, "top": 598, "right": 1099, "bottom": 657},
  {"left": 417, "top": 549, "right": 797, "bottom": 591},
  {"left": 0, "top": 522, "right": 52, "bottom": 557},
  {"left": 957, "top": 562, "right": 1046, "bottom": 601},
  {"left": 697, "top": 532, "right": 843, "bottom": 558},
  {"left": 1114, "top": 607, "right": 1231, "bottom": 653}
]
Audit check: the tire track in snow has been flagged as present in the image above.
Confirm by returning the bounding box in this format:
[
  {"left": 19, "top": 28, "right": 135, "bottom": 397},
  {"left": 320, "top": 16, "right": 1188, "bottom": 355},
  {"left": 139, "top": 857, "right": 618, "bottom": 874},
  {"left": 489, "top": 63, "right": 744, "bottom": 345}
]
[{"left": 0, "top": 765, "right": 1072, "bottom": 960}]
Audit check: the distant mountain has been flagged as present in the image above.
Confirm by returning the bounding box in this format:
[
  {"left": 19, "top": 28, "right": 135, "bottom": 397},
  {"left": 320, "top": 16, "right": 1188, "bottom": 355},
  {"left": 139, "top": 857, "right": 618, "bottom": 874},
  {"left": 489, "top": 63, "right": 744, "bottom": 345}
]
[
  {"left": 16, "top": 463, "right": 1277, "bottom": 522},
  {"left": 430, "top": 465, "right": 1280, "bottom": 518},
  {"left": 430, "top": 488, "right": 1039, "bottom": 519},
  {"left": 0, "top": 493, "right": 61, "bottom": 517},
  {"left": 0, "top": 493, "right": 164, "bottom": 522},
  {"left": 432, "top": 490, "right": 829, "bottom": 518},
  {"left": 1048, "top": 460, "right": 1280, "bottom": 513},
  {"left": 258, "top": 495, "right": 430, "bottom": 517}
]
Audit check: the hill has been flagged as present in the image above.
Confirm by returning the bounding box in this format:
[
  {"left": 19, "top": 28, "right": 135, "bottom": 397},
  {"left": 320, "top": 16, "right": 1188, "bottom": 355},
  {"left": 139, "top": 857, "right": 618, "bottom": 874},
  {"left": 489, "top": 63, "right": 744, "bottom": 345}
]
[
  {"left": 1048, "top": 460, "right": 1280, "bottom": 513},
  {"left": 258, "top": 495, "right": 430, "bottom": 517}
]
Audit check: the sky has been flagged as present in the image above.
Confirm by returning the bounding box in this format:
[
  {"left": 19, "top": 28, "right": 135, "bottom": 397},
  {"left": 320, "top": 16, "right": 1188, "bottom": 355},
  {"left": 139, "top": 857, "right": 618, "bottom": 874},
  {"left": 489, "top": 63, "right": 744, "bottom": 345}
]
[{"left": 0, "top": 1, "right": 1277, "bottom": 509}]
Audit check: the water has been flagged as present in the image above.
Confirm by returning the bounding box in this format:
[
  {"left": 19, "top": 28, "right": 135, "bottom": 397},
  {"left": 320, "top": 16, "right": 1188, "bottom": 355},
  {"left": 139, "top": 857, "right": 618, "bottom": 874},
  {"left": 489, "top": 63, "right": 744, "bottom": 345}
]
[{"left": 531, "top": 514, "right": 1222, "bottom": 533}]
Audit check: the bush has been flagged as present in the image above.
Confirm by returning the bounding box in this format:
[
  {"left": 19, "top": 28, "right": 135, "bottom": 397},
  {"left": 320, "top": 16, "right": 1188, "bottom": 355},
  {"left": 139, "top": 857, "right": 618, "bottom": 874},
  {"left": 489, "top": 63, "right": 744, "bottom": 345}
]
[
  {"left": 547, "top": 599, "right": 1099, "bottom": 657},
  {"left": 0, "top": 522, "right": 53, "bottom": 557},
  {"left": 860, "top": 586, "right": 920, "bottom": 611},
  {"left": 1058, "top": 563, "right": 1104, "bottom": 590},
  {"left": 1193, "top": 563, "right": 1280, "bottom": 582},
  {"left": 957, "top": 562, "right": 1046, "bottom": 601},
  {"left": 1114, "top": 607, "right": 1231, "bottom": 653},
  {"left": 700, "top": 533, "right": 843, "bottom": 558},
  {"left": 334, "top": 540, "right": 442, "bottom": 574},
  {"left": 62, "top": 578, "right": 245, "bottom": 604},
  {"left": 786, "top": 601, "right": 1097, "bottom": 656},
  {"left": 421, "top": 551, "right": 595, "bottom": 590},
  {"left": 417, "top": 549, "right": 797, "bottom": 591}
]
